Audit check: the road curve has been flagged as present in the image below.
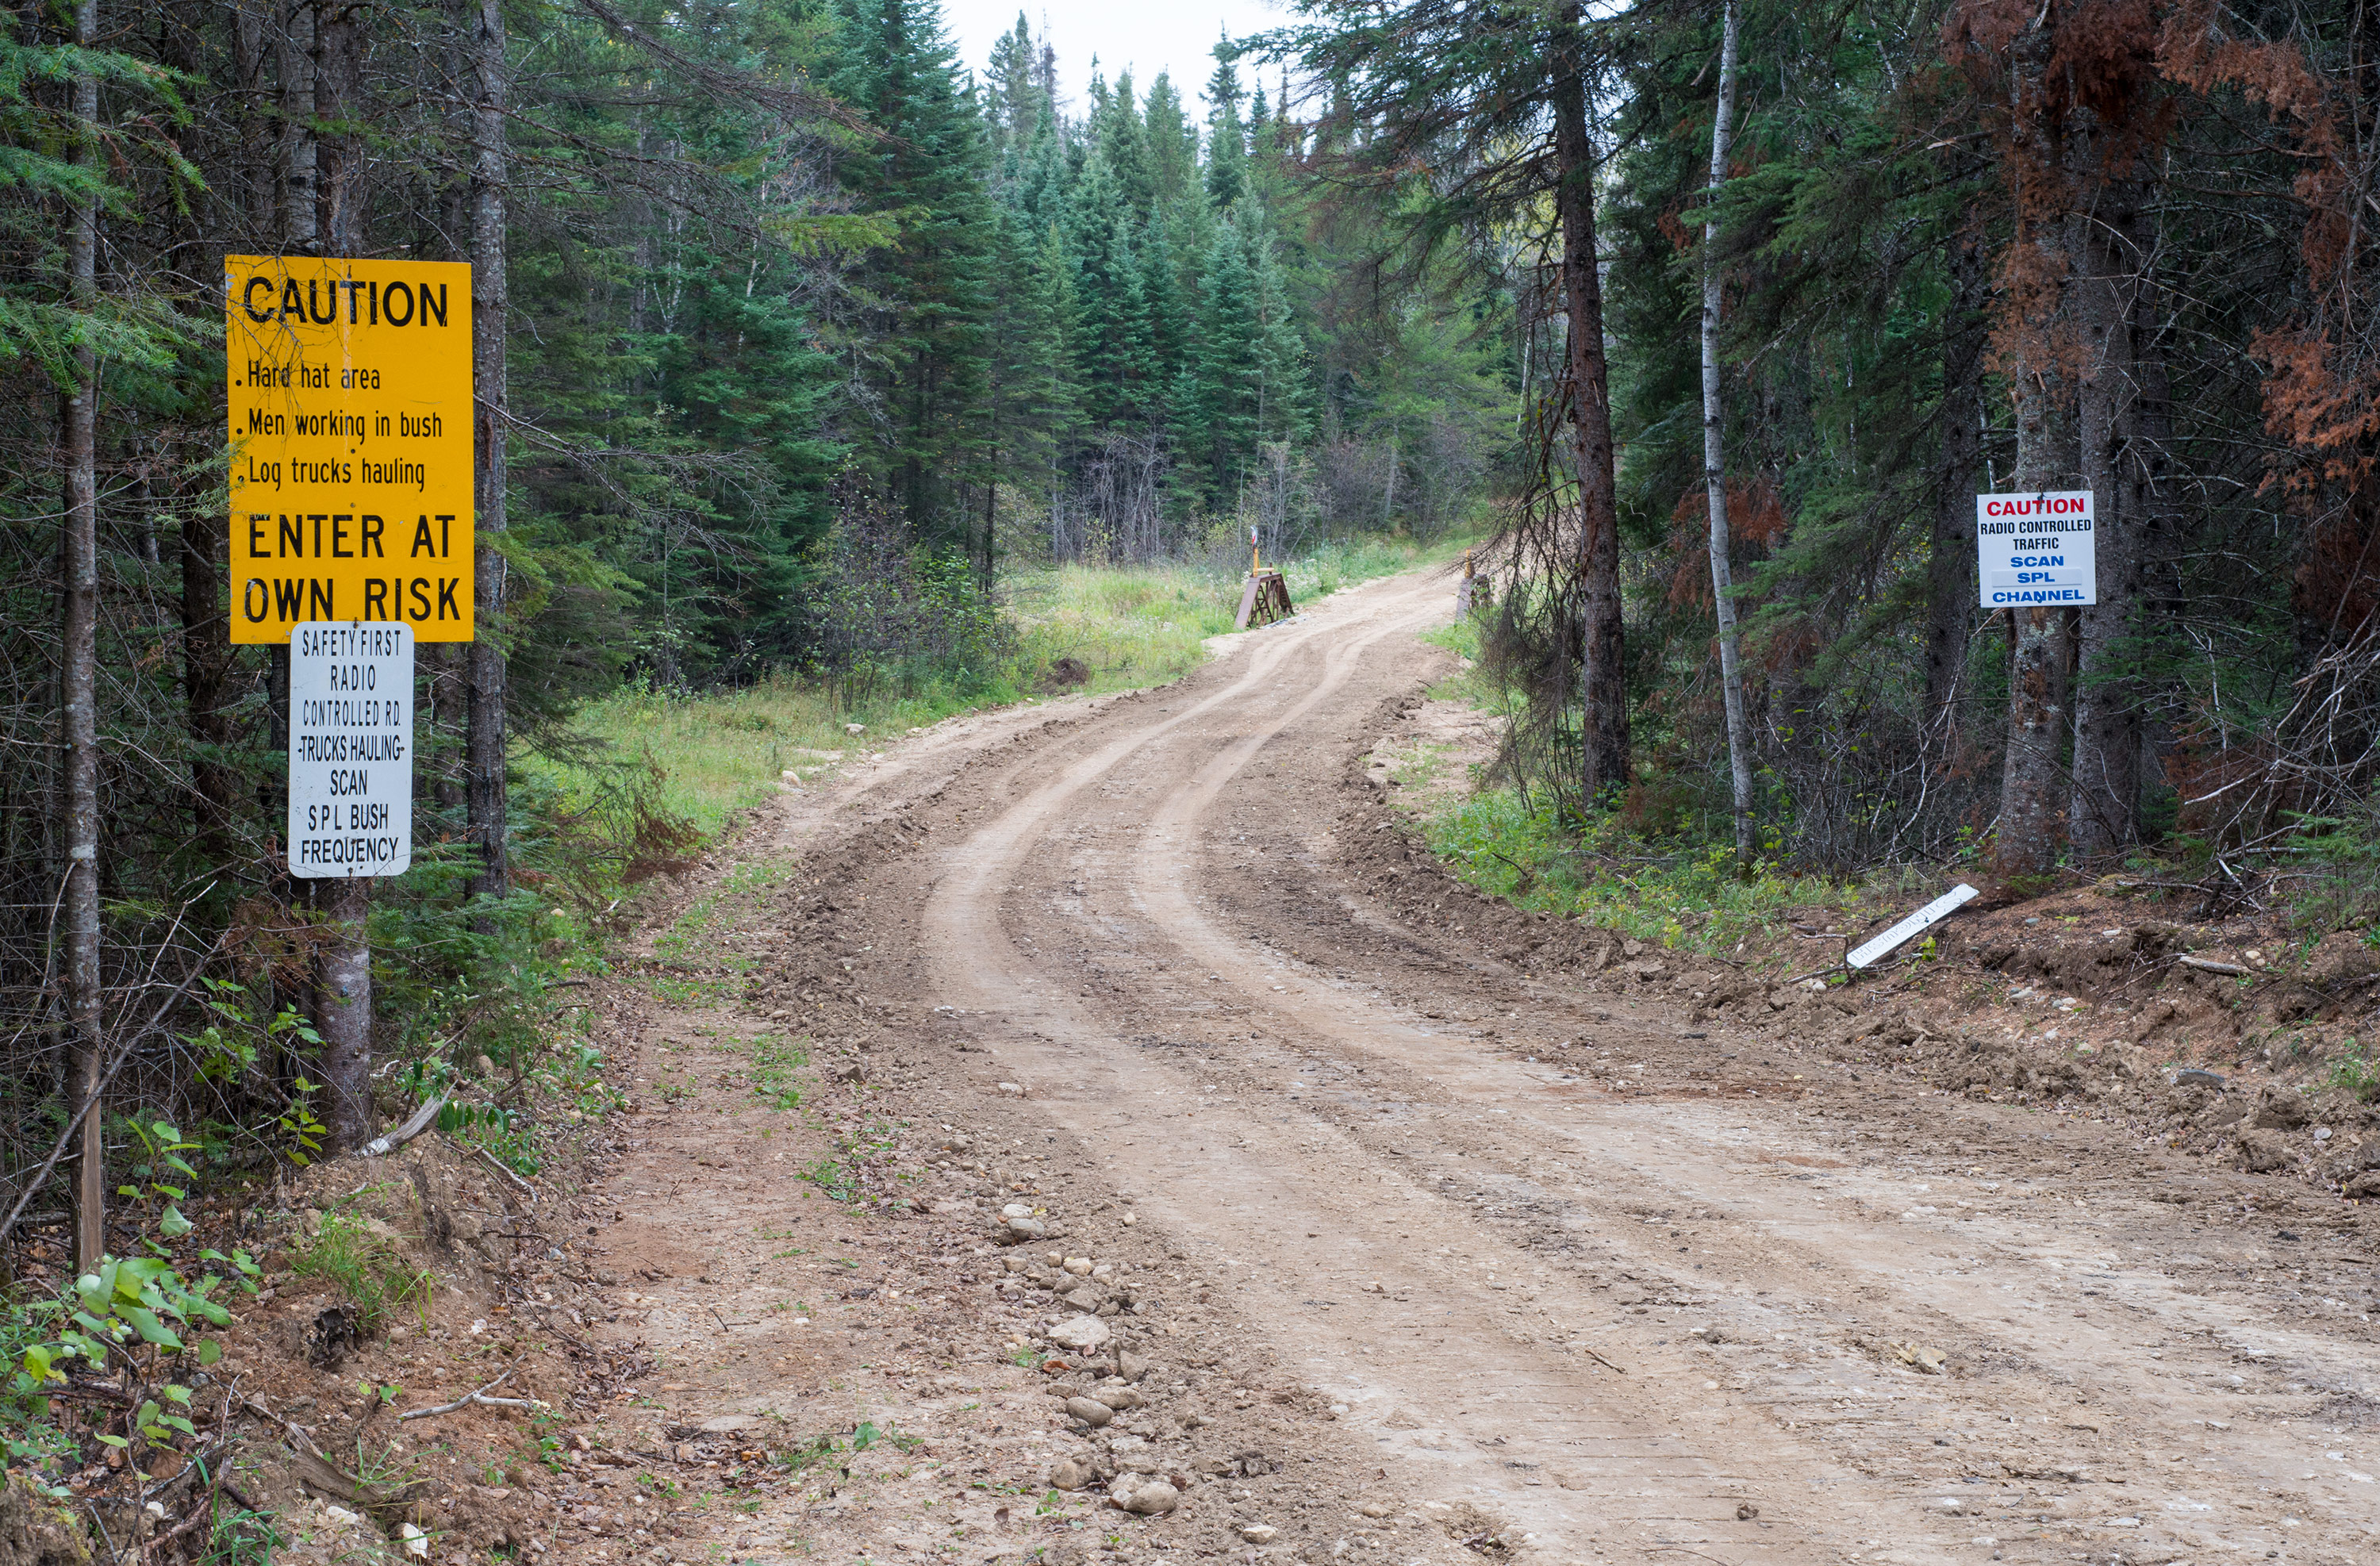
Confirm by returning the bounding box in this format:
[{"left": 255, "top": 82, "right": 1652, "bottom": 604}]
[{"left": 908, "top": 567, "right": 2377, "bottom": 1565}]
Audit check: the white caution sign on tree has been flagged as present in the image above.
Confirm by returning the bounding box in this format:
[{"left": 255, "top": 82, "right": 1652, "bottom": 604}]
[
  {"left": 288, "top": 622, "right": 413, "bottom": 878},
  {"left": 1976, "top": 489, "right": 2096, "bottom": 607}
]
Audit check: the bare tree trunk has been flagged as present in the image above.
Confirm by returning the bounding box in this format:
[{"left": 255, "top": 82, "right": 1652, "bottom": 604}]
[
  {"left": 315, "top": 0, "right": 363, "bottom": 248},
  {"left": 312, "top": 875, "right": 372, "bottom": 1148},
  {"left": 1925, "top": 215, "right": 1986, "bottom": 724},
  {"left": 2069, "top": 164, "right": 2146, "bottom": 862},
  {"left": 1996, "top": 27, "right": 2071, "bottom": 881},
  {"left": 278, "top": 0, "right": 316, "bottom": 249},
  {"left": 2125, "top": 202, "right": 2177, "bottom": 814},
  {"left": 466, "top": 0, "right": 510, "bottom": 911},
  {"left": 308, "top": 0, "right": 376, "bottom": 1153},
  {"left": 2000, "top": 397, "right": 2067, "bottom": 877},
  {"left": 235, "top": 0, "right": 274, "bottom": 232},
  {"left": 181, "top": 485, "right": 233, "bottom": 873},
  {"left": 63, "top": 0, "right": 105, "bottom": 1272},
  {"left": 1553, "top": 13, "right": 1629, "bottom": 800},
  {"left": 1699, "top": 0, "right": 1752, "bottom": 871}
]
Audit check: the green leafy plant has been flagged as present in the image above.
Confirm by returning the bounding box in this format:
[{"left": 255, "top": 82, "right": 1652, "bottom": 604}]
[
  {"left": 6, "top": 1246, "right": 254, "bottom": 1494},
  {"left": 850, "top": 1419, "right": 920, "bottom": 1453},
  {"left": 198, "top": 1507, "right": 285, "bottom": 1565},
  {"left": 15, "top": 1256, "right": 234, "bottom": 1386},
  {"left": 750, "top": 1033, "right": 809, "bottom": 1110},
  {"left": 800, "top": 1154, "right": 862, "bottom": 1203},
  {"left": 116, "top": 1119, "right": 201, "bottom": 1239},
  {"left": 276, "top": 1079, "right": 328, "bottom": 1167}
]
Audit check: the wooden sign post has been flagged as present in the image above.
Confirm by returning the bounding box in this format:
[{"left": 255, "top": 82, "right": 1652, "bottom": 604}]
[{"left": 227, "top": 255, "right": 472, "bottom": 1152}]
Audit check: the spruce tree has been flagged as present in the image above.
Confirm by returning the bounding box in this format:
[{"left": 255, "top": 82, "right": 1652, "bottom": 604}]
[
  {"left": 1096, "top": 71, "right": 1156, "bottom": 210},
  {"left": 831, "top": 0, "right": 997, "bottom": 539},
  {"left": 1180, "top": 217, "right": 1262, "bottom": 504},
  {"left": 1066, "top": 153, "right": 1124, "bottom": 418},
  {"left": 984, "top": 11, "right": 1035, "bottom": 155},
  {"left": 1138, "top": 202, "right": 1192, "bottom": 413},
  {"left": 1203, "top": 43, "right": 1246, "bottom": 209},
  {"left": 1015, "top": 111, "right": 1073, "bottom": 231},
  {"left": 1107, "top": 215, "right": 1161, "bottom": 424},
  {"left": 1023, "top": 221, "right": 1085, "bottom": 509},
  {"left": 1142, "top": 73, "right": 1197, "bottom": 204},
  {"left": 1246, "top": 220, "right": 1313, "bottom": 444}
]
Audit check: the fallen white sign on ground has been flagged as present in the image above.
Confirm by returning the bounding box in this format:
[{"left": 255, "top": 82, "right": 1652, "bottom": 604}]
[{"left": 1846, "top": 882, "right": 1980, "bottom": 969}]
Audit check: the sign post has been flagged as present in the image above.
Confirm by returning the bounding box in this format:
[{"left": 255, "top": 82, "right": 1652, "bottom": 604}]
[
  {"left": 226, "top": 254, "right": 470, "bottom": 866},
  {"left": 287, "top": 623, "right": 413, "bottom": 879},
  {"left": 1975, "top": 489, "right": 2096, "bottom": 608},
  {"left": 228, "top": 254, "right": 471, "bottom": 1151}
]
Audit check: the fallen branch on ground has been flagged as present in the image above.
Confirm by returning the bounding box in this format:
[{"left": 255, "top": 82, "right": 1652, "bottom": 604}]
[
  {"left": 473, "top": 1142, "right": 537, "bottom": 1199},
  {"left": 360, "top": 1092, "right": 449, "bottom": 1157},
  {"left": 398, "top": 1366, "right": 547, "bottom": 1421}
]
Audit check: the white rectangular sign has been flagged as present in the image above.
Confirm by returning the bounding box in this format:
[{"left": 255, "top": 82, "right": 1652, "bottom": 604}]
[
  {"left": 1847, "top": 882, "right": 1979, "bottom": 970},
  {"left": 1976, "top": 489, "right": 2095, "bottom": 607},
  {"left": 288, "top": 621, "right": 412, "bottom": 878}
]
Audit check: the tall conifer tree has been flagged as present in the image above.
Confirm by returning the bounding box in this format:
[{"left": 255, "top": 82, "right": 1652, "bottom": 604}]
[
  {"left": 1142, "top": 73, "right": 1196, "bottom": 203},
  {"left": 831, "top": 0, "right": 996, "bottom": 538},
  {"left": 1203, "top": 43, "right": 1246, "bottom": 209}
]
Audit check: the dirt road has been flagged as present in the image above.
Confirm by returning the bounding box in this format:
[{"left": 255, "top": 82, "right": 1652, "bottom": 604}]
[{"left": 580, "top": 566, "right": 2378, "bottom": 1566}]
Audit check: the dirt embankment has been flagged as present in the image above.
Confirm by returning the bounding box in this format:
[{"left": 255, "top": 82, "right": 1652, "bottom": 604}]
[{"left": 1357, "top": 682, "right": 2380, "bottom": 1199}]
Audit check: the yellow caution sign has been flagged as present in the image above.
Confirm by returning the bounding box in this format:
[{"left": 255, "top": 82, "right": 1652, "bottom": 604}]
[{"left": 226, "top": 255, "right": 475, "bottom": 643}]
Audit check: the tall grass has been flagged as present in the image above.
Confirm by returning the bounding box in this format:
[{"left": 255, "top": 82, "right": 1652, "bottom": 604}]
[
  {"left": 1004, "top": 561, "right": 1240, "bottom": 690},
  {"left": 1423, "top": 785, "right": 1898, "bottom": 958},
  {"left": 530, "top": 535, "right": 1475, "bottom": 839},
  {"left": 533, "top": 673, "right": 1011, "bottom": 838}
]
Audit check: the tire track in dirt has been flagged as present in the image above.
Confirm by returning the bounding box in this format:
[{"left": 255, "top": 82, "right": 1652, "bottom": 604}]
[
  {"left": 907, "top": 569, "right": 2378, "bottom": 1564},
  {"left": 923, "top": 576, "right": 1838, "bottom": 1560},
  {"left": 585, "top": 565, "right": 2376, "bottom": 1566}
]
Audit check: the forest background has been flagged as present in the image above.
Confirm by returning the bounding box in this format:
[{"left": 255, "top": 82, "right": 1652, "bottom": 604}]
[{"left": 10, "top": 0, "right": 2380, "bottom": 1417}]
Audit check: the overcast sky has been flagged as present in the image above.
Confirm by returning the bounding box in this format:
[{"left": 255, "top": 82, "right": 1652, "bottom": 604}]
[{"left": 941, "top": 0, "right": 1294, "bottom": 113}]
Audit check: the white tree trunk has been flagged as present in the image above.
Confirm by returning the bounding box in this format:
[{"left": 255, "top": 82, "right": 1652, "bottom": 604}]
[
  {"left": 63, "top": 0, "right": 104, "bottom": 1269},
  {"left": 1700, "top": 0, "right": 1754, "bottom": 870}
]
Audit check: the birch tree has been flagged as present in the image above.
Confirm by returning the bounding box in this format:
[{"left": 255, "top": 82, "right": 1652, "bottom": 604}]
[
  {"left": 62, "top": 0, "right": 104, "bottom": 1268},
  {"left": 1699, "top": 0, "right": 1752, "bottom": 870}
]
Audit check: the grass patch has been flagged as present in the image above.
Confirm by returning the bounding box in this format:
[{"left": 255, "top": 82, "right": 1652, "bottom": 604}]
[
  {"left": 1002, "top": 562, "right": 1239, "bottom": 691},
  {"left": 750, "top": 1034, "right": 808, "bottom": 1110},
  {"left": 530, "top": 673, "right": 999, "bottom": 840},
  {"left": 528, "top": 539, "right": 1472, "bottom": 842},
  {"left": 1403, "top": 607, "right": 1940, "bottom": 962},
  {"left": 1422, "top": 786, "right": 1902, "bottom": 959},
  {"left": 198, "top": 1510, "right": 284, "bottom": 1565},
  {"left": 288, "top": 1213, "right": 430, "bottom": 1330},
  {"left": 799, "top": 1103, "right": 904, "bottom": 1206},
  {"left": 2332, "top": 1037, "right": 2378, "bottom": 1102},
  {"left": 1005, "top": 534, "right": 1472, "bottom": 696}
]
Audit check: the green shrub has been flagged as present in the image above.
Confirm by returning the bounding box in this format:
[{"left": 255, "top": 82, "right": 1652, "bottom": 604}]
[{"left": 5, "top": 1246, "right": 259, "bottom": 1494}]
